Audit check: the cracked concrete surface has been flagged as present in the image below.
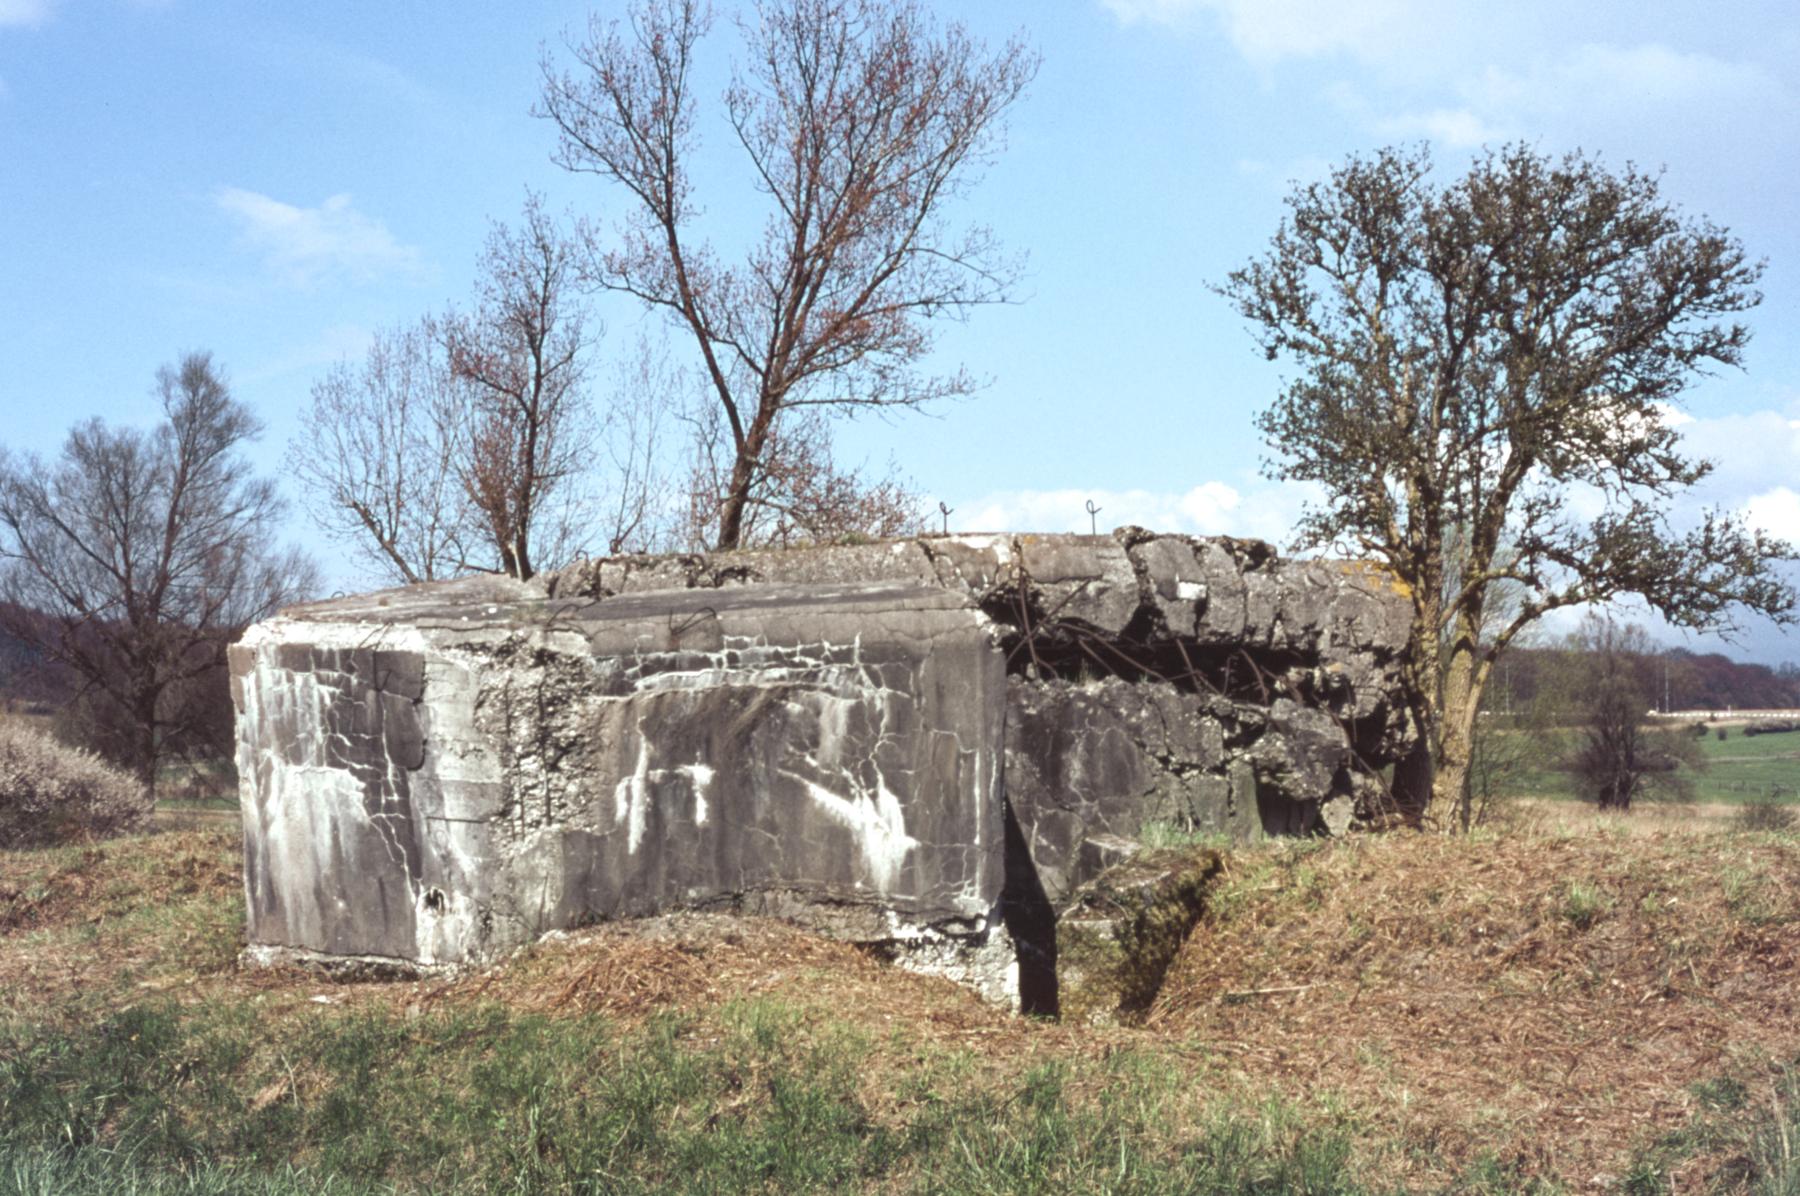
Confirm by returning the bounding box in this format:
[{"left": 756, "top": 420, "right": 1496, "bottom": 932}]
[{"left": 233, "top": 531, "right": 1415, "bottom": 1004}]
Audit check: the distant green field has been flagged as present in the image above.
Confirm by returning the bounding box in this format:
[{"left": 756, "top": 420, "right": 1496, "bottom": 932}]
[
  {"left": 1493, "top": 721, "right": 1800, "bottom": 805},
  {"left": 1689, "top": 726, "right": 1800, "bottom": 803}
]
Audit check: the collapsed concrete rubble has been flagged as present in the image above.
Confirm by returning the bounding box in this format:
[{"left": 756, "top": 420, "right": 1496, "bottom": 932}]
[{"left": 231, "top": 531, "right": 1414, "bottom": 1011}]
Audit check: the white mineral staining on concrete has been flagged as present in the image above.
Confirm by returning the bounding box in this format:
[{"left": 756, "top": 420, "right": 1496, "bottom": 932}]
[
  {"left": 679, "top": 764, "right": 714, "bottom": 824},
  {"left": 615, "top": 750, "right": 719, "bottom": 847},
  {"left": 233, "top": 536, "right": 1413, "bottom": 1007},
  {"left": 794, "top": 776, "right": 919, "bottom": 894},
  {"left": 614, "top": 736, "right": 652, "bottom": 854}
]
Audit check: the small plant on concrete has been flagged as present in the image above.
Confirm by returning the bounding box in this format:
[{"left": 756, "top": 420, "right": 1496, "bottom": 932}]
[{"left": 0, "top": 721, "right": 150, "bottom": 847}]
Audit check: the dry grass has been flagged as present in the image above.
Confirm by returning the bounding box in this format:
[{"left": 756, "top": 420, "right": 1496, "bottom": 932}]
[
  {"left": 4, "top": 818, "right": 1798, "bottom": 1190},
  {"left": 0, "top": 830, "right": 243, "bottom": 1020},
  {"left": 1150, "top": 828, "right": 1800, "bottom": 1189}
]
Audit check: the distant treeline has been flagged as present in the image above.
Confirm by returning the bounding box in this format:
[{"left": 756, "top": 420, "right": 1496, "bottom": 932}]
[
  {"left": 0, "top": 602, "right": 236, "bottom": 768},
  {"left": 0, "top": 603, "right": 74, "bottom": 709},
  {"left": 1483, "top": 644, "right": 1800, "bottom": 717}
]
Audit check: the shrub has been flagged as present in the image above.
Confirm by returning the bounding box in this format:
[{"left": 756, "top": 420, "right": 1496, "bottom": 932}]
[
  {"left": 1735, "top": 796, "right": 1798, "bottom": 833},
  {"left": 0, "top": 721, "right": 151, "bottom": 847}
]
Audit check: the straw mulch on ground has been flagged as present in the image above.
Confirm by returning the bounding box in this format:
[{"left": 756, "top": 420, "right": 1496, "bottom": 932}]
[{"left": 1149, "top": 825, "right": 1800, "bottom": 1188}]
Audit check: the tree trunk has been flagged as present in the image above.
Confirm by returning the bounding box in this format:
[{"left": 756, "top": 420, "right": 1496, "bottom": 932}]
[
  {"left": 1393, "top": 738, "right": 1434, "bottom": 825},
  {"left": 715, "top": 413, "right": 774, "bottom": 551},
  {"left": 716, "top": 457, "right": 752, "bottom": 550},
  {"left": 134, "top": 687, "right": 160, "bottom": 804},
  {"left": 1433, "top": 630, "right": 1488, "bottom": 830},
  {"left": 1394, "top": 583, "right": 1444, "bottom": 826}
]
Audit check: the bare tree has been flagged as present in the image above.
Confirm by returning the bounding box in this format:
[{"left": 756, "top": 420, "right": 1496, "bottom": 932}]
[
  {"left": 0, "top": 353, "right": 318, "bottom": 795},
  {"left": 293, "top": 198, "right": 653, "bottom": 582},
  {"left": 1221, "top": 144, "right": 1795, "bottom": 823},
  {"left": 598, "top": 334, "right": 682, "bottom": 555},
  {"left": 290, "top": 321, "right": 468, "bottom": 585},
  {"left": 538, "top": 0, "right": 1036, "bottom": 549},
  {"left": 1565, "top": 617, "right": 1699, "bottom": 811},
  {"left": 683, "top": 403, "right": 924, "bottom": 548},
  {"left": 440, "top": 194, "right": 601, "bottom": 580}
]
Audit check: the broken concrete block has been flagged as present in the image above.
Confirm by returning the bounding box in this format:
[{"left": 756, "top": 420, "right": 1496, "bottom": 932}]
[
  {"left": 1055, "top": 847, "right": 1225, "bottom": 1025},
  {"left": 234, "top": 577, "right": 1006, "bottom": 973},
  {"left": 233, "top": 531, "right": 1417, "bottom": 1004}
]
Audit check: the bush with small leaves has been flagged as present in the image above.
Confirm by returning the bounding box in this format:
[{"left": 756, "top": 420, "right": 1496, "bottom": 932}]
[{"left": 0, "top": 721, "right": 151, "bottom": 847}]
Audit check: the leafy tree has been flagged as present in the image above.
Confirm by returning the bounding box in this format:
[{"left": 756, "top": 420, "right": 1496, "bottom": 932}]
[
  {"left": 0, "top": 353, "right": 317, "bottom": 793},
  {"left": 538, "top": 0, "right": 1036, "bottom": 549},
  {"left": 1220, "top": 144, "right": 1795, "bottom": 822}
]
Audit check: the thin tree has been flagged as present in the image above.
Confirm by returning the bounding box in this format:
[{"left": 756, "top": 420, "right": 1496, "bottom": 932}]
[
  {"left": 1220, "top": 145, "right": 1795, "bottom": 822},
  {"left": 596, "top": 333, "right": 681, "bottom": 556},
  {"left": 440, "top": 194, "right": 600, "bottom": 580},
  {"left": 292, "top": 199, "right": 664, "bottom": 582},
  {"left": 290, "top": 320, "right": 468, "bottom": 586},
  {"left": 682, "top": 402, "right": 924, "bottom": 548},
  {"left": 0, "top": 353, "right": 318, "bottom": 795},
  {"left": 1566, "top": 617, "right": 1698, "bottom": 811},
  {"left": 538, "top": 0, "right": 1036, "bottom": 549}
]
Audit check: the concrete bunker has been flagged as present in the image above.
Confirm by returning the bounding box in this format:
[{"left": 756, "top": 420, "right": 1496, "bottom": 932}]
[{"left": 232, "top": 531, "right": 1415, "bottom": 1011}]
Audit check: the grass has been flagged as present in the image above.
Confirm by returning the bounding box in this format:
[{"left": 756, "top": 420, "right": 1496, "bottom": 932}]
[
  {"left": 1621, "top": 1066, "right": 1800, "bottom": 1194},
  {"left": 1490, "top": 722, "right": 1800, "bottom": 806},
  {"left": 1151, "top": 826, "right": 1800, "bottom": 1188},
  {"left": 0, "top": 998, "right": 1372, "bottom": 1195},
  {"left": 1560, "top": 879, "right": 1612, "bottom": 929},
  {"left": 5, "top": 822, "right": 1800, "bottom": 1191},
  {"left": 1137, "top": 820, "right": 1231, "bottom": 852},
  {"left": 1691, "top": 730, "right": 1800, "bottom": 804}
]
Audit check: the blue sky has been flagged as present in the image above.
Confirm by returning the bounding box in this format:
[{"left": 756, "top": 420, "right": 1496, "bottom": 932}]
[{"left": 3, "top": 0, "right": 1799, "bottom": 661}]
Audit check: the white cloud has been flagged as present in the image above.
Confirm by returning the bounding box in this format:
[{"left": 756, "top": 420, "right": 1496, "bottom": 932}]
[
  {"left": 0, "top": 0, "right": 55, "bottom": 28},
  {"left": 1563, "top": 43, "right": 1778, "bottom": 108},
  {"left": 216, "top": 188, "right": 422, "bottom": 288},
  {"left": 1104, "top": 0, "right": 1795, "bottom": 172},
  {"left": 1652, "top": 402, "right": 1696, "bottom": 429},
  {"left": 951, "top": 479, "right": 1320, "bottom": 546},
  {"left": 239, "top": 323, "right": 374, "bottom": 385},
  {"left": 1101, "top": 0, "right": 1431, "bottom": 64},
  {"left": 1332, "top": 40, "right": 1790, "bottom": 160},
  {"left": 1744, "top": 488, "right": 1800, "bottom": 545},
  {"left": 1375, "top": 106, "right": 1508, "bottom": 148},
  {"left": 1467, "top": 43, "right": 1785, "bottom": 126},
  {"left": 1674, "top": 410, "right": 1800, "bottom": 501}
]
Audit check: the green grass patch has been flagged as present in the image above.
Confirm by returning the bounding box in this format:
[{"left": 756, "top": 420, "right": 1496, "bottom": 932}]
[
  {"left": 1690, "top": 730, "right": 1800, "bottom": 805},
  {"left": 0, "top": 997, "right": 1372, "bottom": 1195},
  {"left": 1561, "top": 880, "right": 1612, "bottom": 930},
  {"left": 1486, "top": 723, "right": 1800, "bottom": 806},
  {"left": 1621, "top": 1065, "right": 1800, "bottom": 1194}
]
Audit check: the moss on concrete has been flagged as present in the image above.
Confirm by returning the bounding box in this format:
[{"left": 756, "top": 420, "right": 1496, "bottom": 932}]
[{"left": 1056, "top": 846, "right": 1225, "bottom": 1024}]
